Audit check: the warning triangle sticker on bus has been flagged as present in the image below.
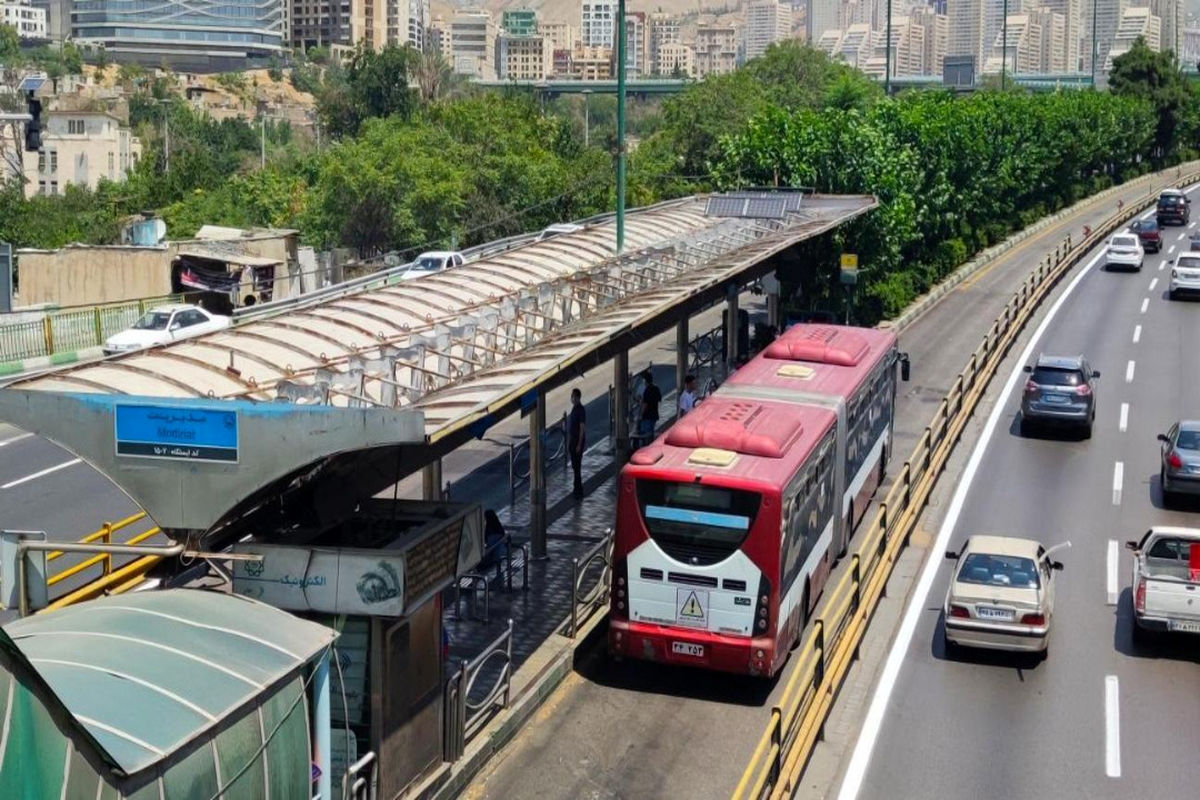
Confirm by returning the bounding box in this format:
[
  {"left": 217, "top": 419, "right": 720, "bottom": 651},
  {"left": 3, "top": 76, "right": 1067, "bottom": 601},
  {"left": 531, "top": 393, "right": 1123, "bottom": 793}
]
[{"left": 677, "top": 589, "right": 708, "bottom": 626}]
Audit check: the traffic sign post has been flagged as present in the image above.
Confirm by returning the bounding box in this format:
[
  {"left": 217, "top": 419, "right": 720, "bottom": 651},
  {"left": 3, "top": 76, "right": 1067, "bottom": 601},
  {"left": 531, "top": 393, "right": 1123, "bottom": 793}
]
[{"left": 840, "top": 254, "right": 859, "bottom": 325}]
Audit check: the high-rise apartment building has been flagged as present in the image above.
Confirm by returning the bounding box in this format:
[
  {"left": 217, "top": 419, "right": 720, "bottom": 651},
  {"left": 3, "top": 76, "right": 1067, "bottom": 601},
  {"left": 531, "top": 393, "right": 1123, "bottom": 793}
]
[
  {"left": 1039, "top": 0, "right": 1080, "bottom": 70},
  {"left": 75, "top": 0, "right": 283, "bottom": 70},
  {"left": 655, "top": 41, "right": 695, "bottom": 76},
  {"left": 1029, "top": 6, "right": 1067, "bottom": 70},
  {"left": 625, "top": 11, "right": 647, "bottom": 75},
  {"left": 1105, "top": 5, "right": 1160, "bottom": 68},
  {"left": 1084, "top": 0, "right": 1126, "bottom": 75},
  {"left": 502, "top": 8, "right": 537, "bottom": 35},
  {"left": 1149, "top": 0, "right": 1181, "bottom": 54},
  {"left": 695, "top": 23, "right": 740, "bottom": 77},
  {"left": 581, "top": 0, "right": 616, "bottom": 47},
  {"left": 291, "top": 0, "right": 350, "bottom": 49},
  {"left": 816, "top": 27, "right": 843, "bottom": 57},
  {"left": 541, "top": 21, "right": 576, "bottom": 49},
  {"left": 947, "top": 0, "right": 987, "bottom": 66},
  {"left": 429, "top": 18, "right": 451, "bottom": 56},
  {"left": 450, "top": 9, "right": 497, "bottom": 79},
  {"left": 877, "top": 16, "right": 926, "bottom": 76},
  {"left": 649, "top": 13, "right": 681, "bottom": 67},
  {"left": 745, "top": 0, "right": 792, "bottom": 60},
  {"left": 807, "top": 0, "right": 840, "bottom": 43},
  {"left": 910, "top": 5, "right": 949, "bottom": 74},
  {"left": 496, "top": 33, "right": 553, "bottom": 79},
  {"left": 836, "top": 22, "right": 876, "bottom": 67}
]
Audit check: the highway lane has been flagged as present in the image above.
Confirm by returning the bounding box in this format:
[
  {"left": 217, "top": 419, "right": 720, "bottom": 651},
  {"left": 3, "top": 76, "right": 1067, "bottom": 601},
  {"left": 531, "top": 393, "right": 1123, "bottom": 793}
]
[
  {"left": 463, "top": 172, "right": 1192, "bottom": 800},
  {"left": 846, "top": 215, "right": 1200, "bottom": 799}
]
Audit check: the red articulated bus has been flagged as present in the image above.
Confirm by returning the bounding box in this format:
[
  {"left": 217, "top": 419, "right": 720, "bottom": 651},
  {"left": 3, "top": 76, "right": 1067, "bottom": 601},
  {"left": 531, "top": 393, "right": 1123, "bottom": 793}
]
[{"left": 609, "top": 324, "right": 908, "bottom": 677}]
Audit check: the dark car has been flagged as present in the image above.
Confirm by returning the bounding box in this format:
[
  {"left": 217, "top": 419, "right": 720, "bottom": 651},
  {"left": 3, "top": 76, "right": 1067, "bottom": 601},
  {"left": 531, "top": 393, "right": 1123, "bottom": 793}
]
[
  {"left": 1131, "top": 218, "right": 1162, "bottom": 253},
  {"left": 1020, "top": 355, "right": 1099, "bottom": 438},
  {"left": 1158, "top": 421, "right": 1200, "bottom": 506},
  {"left": 1157, "top": 189, "right": 1191, "bottom": 226}
]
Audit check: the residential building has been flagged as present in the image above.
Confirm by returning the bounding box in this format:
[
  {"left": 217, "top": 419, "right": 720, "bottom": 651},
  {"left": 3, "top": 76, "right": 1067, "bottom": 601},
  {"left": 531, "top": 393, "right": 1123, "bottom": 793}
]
[
  {"left": 429, "top": 18, "right": 451, "bottom": 57},
  {"left": 1029, "top": 6, "right": 1067, "bottom": 71},
  {"left": 985, "top": 13, "right": 1042, "bottom": 72},
  {"left": 947, "top": 0, "right": 986, "bottom": 66},
  {"left": 496, "top": 33, "right": 552, "bottom": 79},
  {"left": 73, "top": 0, "right": 284, "bottom": 70},
  {"left": 816, "top": 27, "right": 844, "bottom": 58},
  {"left": 807, "top": 0, "right": 839, "bottom": 43},
  {"left": 405, "top": 0, "right": 430, "bottom": 50},
  {"left": 910, "top": 5, "right": 948, "bottom": 74},
  {"left": 542, "top": 21, "right": 576, "bottom": 49},
  {"left": 31, "top": 0, "right": 68, "bottom": 41},
  {"left": 3, "top": 0, "right": 46, "bottom": 39},
  {"left": 625, "top": 11, "right": 647, "bottom": 76},
  {"left": 1084, "top": 0, "right": 1126, "bottom": 75},
  {"left": 655, "top": 41, "right": 695, "bottom": 76},
  {"left": 292, "top": 0, "right": 351, "bottom": 48},
  {"left": 745, "top": 0, "right": 792, "bottom": 60},
  {"left": 1039, "top": 0, "right": 1080, "bottom": 69},
  {"left": 874, "top": 15, "right": 926, "bottom": 76},
  {"left": 502, "top": 7, "right": 537, "bottom": 35},
  {"left": 695, "top": 23, "right": 739, "bottom": 77},
  {"left": 837, "top": 22, "right": 876, "bottom": 67},
  {"left": 1105, "top": 5, "right": 1160, "bottom": 68},
  {"left": 1149, "top": 0, "right": 1182, "bottom": 54},
  {"left": 581, "top": 0, "right": 616, "bottom": 47},
  {"left": 18, "top": 111, "right": 141, "bottom": 199},
  {"left": 648, "top": 13, "right": 681, "bottom": 67},
  {"left": 569, "top": 44, "right": 613, "bottom": 79},
  {"left": 450, "top": 8, "right": 497, "bottom": 79},
  {"left": 553, "top": 47, "right": 573, "bottom": 75}
]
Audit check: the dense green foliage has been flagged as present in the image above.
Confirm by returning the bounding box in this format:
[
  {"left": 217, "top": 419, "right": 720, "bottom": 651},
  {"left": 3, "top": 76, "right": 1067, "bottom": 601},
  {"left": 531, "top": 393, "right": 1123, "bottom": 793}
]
[{"left": 715, "top": 90, "right": 1163, "bottom": 321}]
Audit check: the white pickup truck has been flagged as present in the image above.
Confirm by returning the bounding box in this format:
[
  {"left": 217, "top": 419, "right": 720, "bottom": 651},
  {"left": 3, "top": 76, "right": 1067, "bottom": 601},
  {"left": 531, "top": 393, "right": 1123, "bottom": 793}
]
[{"left": 1127, "top": 526, "right": 1200, "bottom": 640}]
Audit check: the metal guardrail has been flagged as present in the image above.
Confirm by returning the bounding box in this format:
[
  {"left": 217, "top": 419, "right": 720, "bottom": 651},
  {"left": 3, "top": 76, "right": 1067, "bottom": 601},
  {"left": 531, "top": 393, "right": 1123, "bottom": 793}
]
[
  {"left": 0, "top": 294, "right": 181, "bottom": 362},
  {"left": 341, "top": 751, "right": 377, "bottom": 800},
  {"left": 444, "top": 619, "right": 516, "bottom": 762},
  {"left": 731, "top": 173, "right": 1198, "bottom": 800},
  {"left": 568, "top": 528, "right": 613, "bottom": 638},
  {"left": 508, "top": 413, "right": 569, "bottom": 493}
]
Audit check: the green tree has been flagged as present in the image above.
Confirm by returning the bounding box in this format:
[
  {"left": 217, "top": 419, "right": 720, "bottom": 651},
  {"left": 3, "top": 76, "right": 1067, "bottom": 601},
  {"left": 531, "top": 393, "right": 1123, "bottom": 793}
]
[
  {"left": 0, "top": 25, "right": 21, "bottom": 67},
  {"left": 317, "top": 43, "right": 420, "bottom": 138},
  {"left": 1110, "top": 37, "right": 1193, "bottom": 163}
]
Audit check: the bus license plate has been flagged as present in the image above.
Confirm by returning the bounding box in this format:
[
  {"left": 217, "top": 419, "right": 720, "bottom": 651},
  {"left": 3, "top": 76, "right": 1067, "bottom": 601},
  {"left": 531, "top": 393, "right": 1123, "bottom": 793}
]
[
  {"left": 1169, "top": 619, "right": 1200, "bottom": 634},
  {"left": 672, "top": 642, "right": 704, "bottom": 658}
]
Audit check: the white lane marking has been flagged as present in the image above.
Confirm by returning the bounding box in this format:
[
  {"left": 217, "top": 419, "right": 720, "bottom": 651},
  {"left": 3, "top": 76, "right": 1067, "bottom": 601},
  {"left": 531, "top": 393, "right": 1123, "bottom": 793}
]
[
  {"left": 1133, "top": 325, "right": 1142, "bottom": 343},
  {"left": 1169, "top": 245, "right": 1177, "bottom": 255},
  {"left": 836, "top": 248, "right": 1107, "bottom": 800},
  {"left": 1107, "top": 540, "right": 1119, "bottom": 605},
  {"left": 1149, "top": 278, "right": 1158, "bottom": 291},
  {"left": 1160, "top": 260, "right": 1167, "bottom": 270},
  {"left": 1106, "top": 675, "right": 1121, "bottom": 778},
  {"left": 1191, "top": 221, "right": 1197, "bottom": 229},
  {"left": 1141, "top": 298, "right": 1149, "bottom": 313},
  {"left": 1125, "top": 360, "right": 1136, "bottom": 383},
  {"left": 1179, "top": 232, "right": 1189, "bottom": 241},
  {"left": 1119, "top": 403, "right": 1129, "bottom": 433},
  {"left": 0, "top": 433, "right": 32, "bottom": 448},
  {"left": 1113, "top": 461, "right": 1124, "bottom": 505},
  {"left": 0, "top": 459, "right": 82, "bottom": 490}
]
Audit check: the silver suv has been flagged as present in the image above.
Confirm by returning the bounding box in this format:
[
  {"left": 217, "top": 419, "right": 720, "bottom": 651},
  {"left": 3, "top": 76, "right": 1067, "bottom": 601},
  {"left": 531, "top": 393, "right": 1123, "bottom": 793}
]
[{"left": 1020, "top": 355, "right": 1099, "bottom": 438}]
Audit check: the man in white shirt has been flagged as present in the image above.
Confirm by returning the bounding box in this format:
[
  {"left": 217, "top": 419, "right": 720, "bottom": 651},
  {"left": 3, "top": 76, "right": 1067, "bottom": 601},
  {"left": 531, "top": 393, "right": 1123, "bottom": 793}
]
[{"left": 678, "top": 374, "right": 697, "bottom": 416}]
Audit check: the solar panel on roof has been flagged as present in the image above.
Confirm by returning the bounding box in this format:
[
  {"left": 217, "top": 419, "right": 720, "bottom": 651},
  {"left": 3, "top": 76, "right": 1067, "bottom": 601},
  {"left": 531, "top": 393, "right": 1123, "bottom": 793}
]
[
  {"left": 745, "top": 198, "right": 788, "bottom": 218},
  {"left": 724, "top": 191, "right": 803, "bottom": 212},
  {"left": 705, "top": 194, "right": 791, "bottom": 219}
]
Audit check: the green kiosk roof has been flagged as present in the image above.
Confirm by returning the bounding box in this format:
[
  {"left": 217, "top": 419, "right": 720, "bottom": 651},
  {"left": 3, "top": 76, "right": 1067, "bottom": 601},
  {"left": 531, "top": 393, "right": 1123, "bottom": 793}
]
[{"left": 1, "top": 589, "right": 336, "bottom": 776}]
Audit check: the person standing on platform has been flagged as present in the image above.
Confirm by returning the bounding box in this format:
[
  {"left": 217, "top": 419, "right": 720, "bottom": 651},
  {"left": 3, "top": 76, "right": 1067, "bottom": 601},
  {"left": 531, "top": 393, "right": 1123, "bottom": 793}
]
[
  {"left": 678, "top": 374, "right": 697, "bottom": 417},
  {"left": 639, "top": 371, "right": 661, "bottom": 445},
  {"left": 568, "top": 388, "right": 586, "bottom": 499}
]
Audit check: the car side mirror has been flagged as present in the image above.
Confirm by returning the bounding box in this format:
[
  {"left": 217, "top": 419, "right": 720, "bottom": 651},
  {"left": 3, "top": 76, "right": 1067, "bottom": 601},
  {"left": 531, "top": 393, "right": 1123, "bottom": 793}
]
[
  {"left": 168, "top": 323, "right": 181, "bottom": 332},
  {"left": 1092, "top": 370, "right": 1101, "bottom": 378},
  {"left": 1125, "top": 540, "right": 1139, "bottom": 552},
  {"left": 1158, "top": 434, "right": 1171, "bottom": 444},
  {"left": 1051, "top": 561, "right": 1064, "bottom": 571},
  {"left": 945, "top": 550, "right": 959, "bottom": 560},
  {"left": 1022, "top": 365, "right": 1033, "bottom": 373}
]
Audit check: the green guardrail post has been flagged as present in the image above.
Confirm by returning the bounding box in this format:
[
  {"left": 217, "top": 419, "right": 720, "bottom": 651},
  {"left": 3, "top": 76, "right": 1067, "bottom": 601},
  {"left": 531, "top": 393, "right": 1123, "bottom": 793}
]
[{"left": 93, "top": 307, "right": 102, "bottom": 346}]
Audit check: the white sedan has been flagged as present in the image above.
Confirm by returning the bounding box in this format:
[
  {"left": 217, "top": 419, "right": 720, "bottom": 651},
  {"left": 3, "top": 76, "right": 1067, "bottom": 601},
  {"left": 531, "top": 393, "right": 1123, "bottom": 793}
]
[
  {"left": 1104, "top": 233, "right": 1144, "bottom": 271},
  {"left": 397, "top": 251, "right": 465, "bottom": 282},
  {"left": 103, "top": 304, "right": 231, "bottom": 356},
  {"left": 942, "top": 535, "right": 1069, "bottom": 656}
]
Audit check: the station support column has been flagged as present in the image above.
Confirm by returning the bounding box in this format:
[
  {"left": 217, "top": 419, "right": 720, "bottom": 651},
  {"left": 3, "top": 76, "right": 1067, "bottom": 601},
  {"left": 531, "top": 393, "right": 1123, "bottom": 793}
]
[
  {"left": 614, "top": 349, "right": 630, "bottom": 468},
  {"left": 675, "top": 318, "right": 688, "bottom": 403},
  {"left": 422, "top": 458, "right": 443, "bottom": 501},
  {"left": 725, "top": 284, "right": 740, "bottom": 372},
  {"left": 530, "top": 389, "right": 547, "bottom": 560},
  {"left": 313, "top": 650, "right": 332, "bottom": 800}
]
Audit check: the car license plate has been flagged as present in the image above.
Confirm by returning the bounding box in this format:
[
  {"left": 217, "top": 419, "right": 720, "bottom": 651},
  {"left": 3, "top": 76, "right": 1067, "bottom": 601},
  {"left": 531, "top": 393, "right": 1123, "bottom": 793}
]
[
  {"left": 1169, "top": 619, "right": 1200, "bottom": 634},
  {"left": 1043, "top": 394, "right": 1070, "bottom": 405},
  {"left": 975, "top": 606, "right": 1015, "bottom": 621},
  {"left": 671, "top": 641, "right": 704, "bottom": 657}
]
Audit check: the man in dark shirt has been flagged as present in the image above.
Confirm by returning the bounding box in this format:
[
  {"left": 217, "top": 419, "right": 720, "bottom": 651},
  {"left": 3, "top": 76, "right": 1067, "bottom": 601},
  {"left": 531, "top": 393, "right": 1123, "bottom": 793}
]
[
  {"left": 568, "top": 388, "right": 586, "bottom": 498},
  {"left": 639, "top": 371, "right": 661, "bottom": 444}
]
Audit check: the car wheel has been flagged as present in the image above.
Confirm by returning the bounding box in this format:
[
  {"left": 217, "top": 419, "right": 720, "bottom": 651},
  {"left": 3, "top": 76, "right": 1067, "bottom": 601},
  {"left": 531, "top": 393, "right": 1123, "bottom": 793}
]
[
  {"left": 1170, "top": 289, "right": 1178, "bottom": 301},
  {"left": 1083, "top": 421, "right": 1093, "bottom": 440},
  {"left": 1132, "top": 621, "right": 1153, "bottom": 647}
]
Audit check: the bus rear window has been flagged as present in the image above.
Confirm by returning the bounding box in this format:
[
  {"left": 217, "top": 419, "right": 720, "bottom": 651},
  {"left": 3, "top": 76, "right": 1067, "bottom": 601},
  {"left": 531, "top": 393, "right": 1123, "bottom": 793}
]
[{"left": 636, "top": 481, "right": 761, "bottom": 566}]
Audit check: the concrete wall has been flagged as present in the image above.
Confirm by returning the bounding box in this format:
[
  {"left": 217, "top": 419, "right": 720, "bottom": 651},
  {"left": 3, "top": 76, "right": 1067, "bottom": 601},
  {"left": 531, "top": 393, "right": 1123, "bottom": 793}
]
[{"left": 16, "top": 246, "right": 172, "bottom": 307}]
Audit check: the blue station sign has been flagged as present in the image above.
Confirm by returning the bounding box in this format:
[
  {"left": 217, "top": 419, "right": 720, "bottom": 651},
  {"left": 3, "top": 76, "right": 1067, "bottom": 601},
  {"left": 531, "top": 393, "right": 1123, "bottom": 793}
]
[{"left": 114, "top": 403, "right": 239, "bottom": 463}]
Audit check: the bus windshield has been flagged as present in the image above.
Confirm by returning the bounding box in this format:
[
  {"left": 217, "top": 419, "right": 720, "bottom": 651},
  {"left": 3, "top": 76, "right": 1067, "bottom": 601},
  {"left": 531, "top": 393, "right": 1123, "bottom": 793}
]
[{"left": 636, "top": 480, "right": 761, "bottom": 565}]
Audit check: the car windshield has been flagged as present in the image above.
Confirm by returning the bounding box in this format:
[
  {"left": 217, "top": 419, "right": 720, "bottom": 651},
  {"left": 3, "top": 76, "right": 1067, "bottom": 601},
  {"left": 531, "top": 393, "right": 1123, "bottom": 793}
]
[
  {"left": 1177, "top": 429, "right": 1200, "bottom": 450},
  {"left": 1111, "top": 236, "right": 1138, "bottom": 248},
  {"left": 958, "top": 553, "right": 1041, "bottom": 589},
  {"left": 132, "top": 311, "right": 172, "bottom": 331},
  {"left": 1032, "top": 366, "right": 1082, "bottom": 386}
]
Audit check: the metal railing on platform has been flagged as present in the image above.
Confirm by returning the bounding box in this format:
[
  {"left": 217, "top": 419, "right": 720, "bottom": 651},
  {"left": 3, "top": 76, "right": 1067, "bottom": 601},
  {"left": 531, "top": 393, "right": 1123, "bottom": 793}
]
[
  {"left": 568, "top": 529, "right": 613, "bottom": 638},
  {"left": 444, "top": 619, "right": 515, "bottom": 762}
]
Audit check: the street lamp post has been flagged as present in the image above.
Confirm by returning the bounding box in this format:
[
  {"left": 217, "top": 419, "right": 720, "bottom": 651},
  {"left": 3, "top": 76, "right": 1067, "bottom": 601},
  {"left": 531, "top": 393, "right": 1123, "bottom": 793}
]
[
  {"left": 616, "top": 0, "right": 627, "bottom": 253},
  {"left": 1001, "top": 0, "right": 1009, "bottom": 90},
  {"left": 1091, "top": 0, "right": 1098, "bottom": 86},
  {"left": 885, "top": 0, "right": 892, "bottom": 95}
]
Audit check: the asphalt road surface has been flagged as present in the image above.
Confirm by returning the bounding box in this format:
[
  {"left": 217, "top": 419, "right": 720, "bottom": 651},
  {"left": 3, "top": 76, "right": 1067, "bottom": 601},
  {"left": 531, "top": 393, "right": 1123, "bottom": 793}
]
[{"left": 844, "top": 198, "right": 1200, "bottom": 800}]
